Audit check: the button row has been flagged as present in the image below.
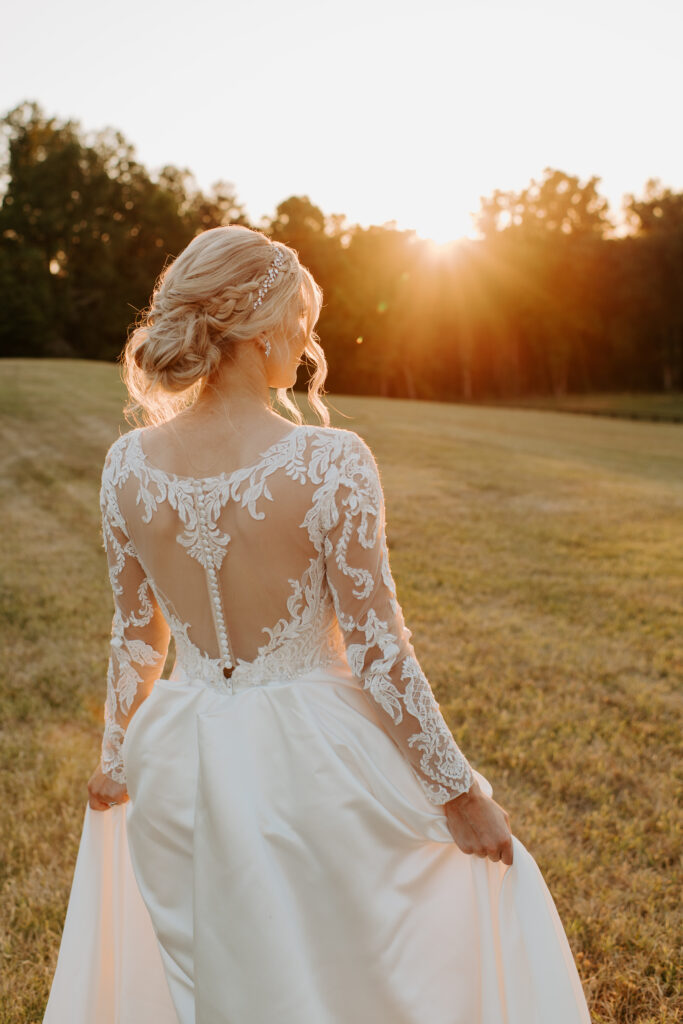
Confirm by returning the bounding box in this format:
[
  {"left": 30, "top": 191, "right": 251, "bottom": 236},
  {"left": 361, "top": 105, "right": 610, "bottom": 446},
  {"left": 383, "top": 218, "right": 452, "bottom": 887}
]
[{"left": 194, "top": 484, "right": 234, "bottom": 674}]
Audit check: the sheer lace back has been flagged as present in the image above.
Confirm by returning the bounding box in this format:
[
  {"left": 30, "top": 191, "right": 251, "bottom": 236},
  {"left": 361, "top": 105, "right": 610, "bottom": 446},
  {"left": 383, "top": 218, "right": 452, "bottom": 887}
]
[
  {"left": 112, "top": 425, "right": 344, "bottom": 680},
  {"left": 99, "top": 422, "right": 472, "bottom": 804}
]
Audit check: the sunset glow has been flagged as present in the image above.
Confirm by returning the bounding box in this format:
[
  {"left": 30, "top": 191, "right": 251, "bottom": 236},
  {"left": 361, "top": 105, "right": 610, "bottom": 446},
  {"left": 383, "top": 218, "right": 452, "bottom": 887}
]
[{"left": 1, "top": 0, "right": 681, "bottom": 243}]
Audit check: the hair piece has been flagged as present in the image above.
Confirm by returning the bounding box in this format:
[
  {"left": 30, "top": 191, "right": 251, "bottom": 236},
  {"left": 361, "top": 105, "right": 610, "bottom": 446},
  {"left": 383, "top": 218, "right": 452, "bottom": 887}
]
[{"left": 120, "top": 225, "right": 329, "bottom": 427}]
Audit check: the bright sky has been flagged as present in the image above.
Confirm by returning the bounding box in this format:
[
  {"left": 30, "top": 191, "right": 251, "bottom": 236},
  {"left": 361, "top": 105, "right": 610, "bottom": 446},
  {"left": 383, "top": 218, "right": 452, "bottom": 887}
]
[{"left": 2, "top": 0, "right": 681, "bottom": 242}]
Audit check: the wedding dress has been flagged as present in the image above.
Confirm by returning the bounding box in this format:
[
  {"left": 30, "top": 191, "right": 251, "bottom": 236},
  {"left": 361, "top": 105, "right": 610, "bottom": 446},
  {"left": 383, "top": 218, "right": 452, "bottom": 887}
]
[{"left": 43, "top": 422, "right": 591, "bottom": 1024}]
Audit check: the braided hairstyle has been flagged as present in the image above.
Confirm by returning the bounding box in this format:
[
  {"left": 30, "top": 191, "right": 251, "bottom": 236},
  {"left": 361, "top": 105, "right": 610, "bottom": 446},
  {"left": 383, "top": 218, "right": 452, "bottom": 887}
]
[{"left": 121, "top": 225, "right": 328, "bottom": 426}]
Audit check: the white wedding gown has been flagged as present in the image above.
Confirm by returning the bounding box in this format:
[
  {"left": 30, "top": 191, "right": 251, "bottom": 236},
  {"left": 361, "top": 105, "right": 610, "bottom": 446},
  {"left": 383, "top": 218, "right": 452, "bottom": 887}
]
[{"left": 43, "top": 422, "right": 591, "bottom": 1023}]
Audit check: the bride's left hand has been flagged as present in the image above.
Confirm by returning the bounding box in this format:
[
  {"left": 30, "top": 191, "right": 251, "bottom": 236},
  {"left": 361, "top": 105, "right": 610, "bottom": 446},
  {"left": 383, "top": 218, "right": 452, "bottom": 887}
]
[{"left": 87, "top": 766, "right": 129, "bottom": 811}]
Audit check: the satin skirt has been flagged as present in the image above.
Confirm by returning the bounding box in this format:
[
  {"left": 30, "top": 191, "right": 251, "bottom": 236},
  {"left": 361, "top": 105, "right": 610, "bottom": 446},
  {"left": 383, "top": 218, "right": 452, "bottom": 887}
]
[{"left": 44, "top": 657, "right": 591, "bottom": 1023}]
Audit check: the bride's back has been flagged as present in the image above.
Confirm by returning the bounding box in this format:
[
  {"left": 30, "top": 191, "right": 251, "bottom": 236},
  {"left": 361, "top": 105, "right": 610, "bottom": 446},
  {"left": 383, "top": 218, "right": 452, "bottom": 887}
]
[{"left": 102, "top": 421, "right": 359, "bottom": 686}]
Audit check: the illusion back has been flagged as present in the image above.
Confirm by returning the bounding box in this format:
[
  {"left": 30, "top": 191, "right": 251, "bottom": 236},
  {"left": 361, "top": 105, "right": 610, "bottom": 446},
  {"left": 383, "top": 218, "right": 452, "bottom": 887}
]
[
  {"left": 114, "top": 424, "right": 342, "bottom": 673},
  {"left": 98, "top": 422, "right": 472, "bottom": 804}
]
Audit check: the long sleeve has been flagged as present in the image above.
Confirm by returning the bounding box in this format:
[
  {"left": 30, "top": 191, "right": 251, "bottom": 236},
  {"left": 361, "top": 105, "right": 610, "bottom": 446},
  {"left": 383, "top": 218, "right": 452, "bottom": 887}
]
[
  {"left": 324, "top": 433, "right": 473, "bottom": 805},
  {"left": 99, "top": 448, "right": 170, "bottom": 784}
]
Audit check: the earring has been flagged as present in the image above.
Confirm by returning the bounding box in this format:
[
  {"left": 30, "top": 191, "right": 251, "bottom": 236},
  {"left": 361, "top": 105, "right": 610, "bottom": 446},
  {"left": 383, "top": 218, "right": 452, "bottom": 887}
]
[{"left": 264, "top": 339, "right": 271, "bottom": 358}]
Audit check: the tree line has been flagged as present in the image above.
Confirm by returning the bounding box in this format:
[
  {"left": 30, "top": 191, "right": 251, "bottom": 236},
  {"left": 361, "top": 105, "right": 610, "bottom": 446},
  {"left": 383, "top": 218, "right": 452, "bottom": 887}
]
[{"left": 1, "top": 101, "right": 681, "bottom": 400}]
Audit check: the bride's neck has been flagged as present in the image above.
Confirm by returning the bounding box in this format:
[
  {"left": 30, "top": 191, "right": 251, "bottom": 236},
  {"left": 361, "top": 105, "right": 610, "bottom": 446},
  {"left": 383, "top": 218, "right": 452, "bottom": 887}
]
[
  {"left": 183, "top": 348, "right": 273, "bottom": 428},
  {"left": 175, "top": 344, "right": 284, "bottom": 432}
]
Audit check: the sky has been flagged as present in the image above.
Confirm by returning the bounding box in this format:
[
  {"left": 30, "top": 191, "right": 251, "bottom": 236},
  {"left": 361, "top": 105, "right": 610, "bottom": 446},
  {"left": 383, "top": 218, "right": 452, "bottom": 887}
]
[{"left": 2, "top": 0, "right": 682, "bottom": 243}]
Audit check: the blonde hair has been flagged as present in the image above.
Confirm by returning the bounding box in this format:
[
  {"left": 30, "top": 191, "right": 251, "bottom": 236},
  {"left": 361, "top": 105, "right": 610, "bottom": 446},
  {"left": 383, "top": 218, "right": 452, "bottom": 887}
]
[{"left": 120, "top": 225, "right": 329, "bottom": 427}]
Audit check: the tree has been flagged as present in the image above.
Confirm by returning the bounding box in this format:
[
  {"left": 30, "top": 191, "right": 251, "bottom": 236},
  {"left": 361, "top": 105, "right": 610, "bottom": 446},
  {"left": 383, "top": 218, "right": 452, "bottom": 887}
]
[
  {"left": 472, "top": 170, "right": 614, "bottom": 395},
  {"left": 623, "top": 180, "right": 683, "bottom": 390},
  {"left": 474, "top": 167, "right": 612, "bottom": 240},
  {"left": 0, "top": 102, "right": 249, "bottom": 360}
]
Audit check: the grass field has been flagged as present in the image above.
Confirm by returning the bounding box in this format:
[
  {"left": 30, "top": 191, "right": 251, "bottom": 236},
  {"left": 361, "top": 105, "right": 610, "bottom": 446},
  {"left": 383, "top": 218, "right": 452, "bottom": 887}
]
[
  {"left": 1, "top": 358, "right": 681, "bottom": 1024},
  {"left": 488, "top": 392, "right": 683, "bottom": 423}
]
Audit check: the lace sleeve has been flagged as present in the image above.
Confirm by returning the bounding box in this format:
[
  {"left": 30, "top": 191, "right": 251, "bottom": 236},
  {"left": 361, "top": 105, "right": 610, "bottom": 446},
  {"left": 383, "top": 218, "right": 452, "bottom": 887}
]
[
  {"left": 99, "top": 444, "right": 170, "bottom": 784},
  {"left": 324, "top": 433, "right": 473, "bottom": 805}
]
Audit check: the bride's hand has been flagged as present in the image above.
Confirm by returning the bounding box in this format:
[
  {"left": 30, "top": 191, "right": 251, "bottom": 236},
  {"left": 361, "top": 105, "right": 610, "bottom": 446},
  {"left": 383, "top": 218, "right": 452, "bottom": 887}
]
[
  {"left": 444, "top": 778, "right": 514, "bottom": 865},
  {"left": 87, "top": 766, "right": 129, "bottom": 811}
]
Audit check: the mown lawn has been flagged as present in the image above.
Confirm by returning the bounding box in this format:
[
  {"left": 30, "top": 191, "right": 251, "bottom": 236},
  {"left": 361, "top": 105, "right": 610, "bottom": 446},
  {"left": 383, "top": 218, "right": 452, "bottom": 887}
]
[
  {"left": 490, "top": 391, "right": 683, "bottom": 422},
  {"left": 1, "top": 358, "right": 681, "bottom": 1024}
]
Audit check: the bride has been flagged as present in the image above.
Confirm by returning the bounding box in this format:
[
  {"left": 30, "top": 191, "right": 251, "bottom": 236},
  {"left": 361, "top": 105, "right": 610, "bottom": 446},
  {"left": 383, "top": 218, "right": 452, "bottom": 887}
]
[{"left": 43, "top": 225, "right": 591, "bottom": 1023}]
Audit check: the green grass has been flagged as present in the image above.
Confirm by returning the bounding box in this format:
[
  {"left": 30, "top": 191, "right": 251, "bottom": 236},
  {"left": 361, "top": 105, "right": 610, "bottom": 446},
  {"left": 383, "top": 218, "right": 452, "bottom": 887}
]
[
  {"left": 1, "top": 358, "right": 682, "bottom": 1023},
  {"left": 486, "top": 390, "right": 683, "bottom": 422}
]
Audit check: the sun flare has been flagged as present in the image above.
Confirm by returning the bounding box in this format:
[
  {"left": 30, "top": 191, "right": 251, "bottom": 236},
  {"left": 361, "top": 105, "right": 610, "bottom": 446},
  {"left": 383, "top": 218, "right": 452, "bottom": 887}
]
[{"left": 409, "top": 210, "right": 479, "bottom": 245}]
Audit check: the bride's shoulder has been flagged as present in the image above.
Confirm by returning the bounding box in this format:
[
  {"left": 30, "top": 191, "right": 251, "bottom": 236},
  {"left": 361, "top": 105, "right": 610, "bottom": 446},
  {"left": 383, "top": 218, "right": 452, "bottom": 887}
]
[
  {"left": 101, "top": 427, "right": 141, "bottom": 475},
  {"left": 301, "top": 426, "right": 380, "bottom": 489},
  {"left": 303, "top": 424, "right": 373, "bottom": 457}
]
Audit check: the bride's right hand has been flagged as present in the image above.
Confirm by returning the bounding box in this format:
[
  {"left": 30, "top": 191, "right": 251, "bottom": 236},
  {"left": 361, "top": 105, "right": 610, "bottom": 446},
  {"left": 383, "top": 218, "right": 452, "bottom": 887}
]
[
  {"left": 444, "top": 778, "right": 514, "bottom": 865},
  {"left": 87, "top": 765, "right": 129, "bottom": 811}
]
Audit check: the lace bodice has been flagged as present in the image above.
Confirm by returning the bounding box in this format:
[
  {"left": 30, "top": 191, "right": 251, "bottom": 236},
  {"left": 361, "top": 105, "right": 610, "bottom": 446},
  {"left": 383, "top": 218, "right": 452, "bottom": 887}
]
[{"left": 98, "top": 422, "right": 472, "bottom": 804}]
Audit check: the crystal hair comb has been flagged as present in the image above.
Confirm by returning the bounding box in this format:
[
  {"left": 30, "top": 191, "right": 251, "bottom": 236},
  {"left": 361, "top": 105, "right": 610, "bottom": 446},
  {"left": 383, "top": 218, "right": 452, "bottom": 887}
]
[{"left": 253, "top": 249, "right": 287, "bottom": 309}]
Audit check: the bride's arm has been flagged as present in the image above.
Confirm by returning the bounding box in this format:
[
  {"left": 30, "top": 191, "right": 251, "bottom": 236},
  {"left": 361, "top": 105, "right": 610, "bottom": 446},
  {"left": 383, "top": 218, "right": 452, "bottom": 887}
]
[
  {"left": 323, "top": 431, "right": 473, "bottom": 805},
  {"left": 89, "top": 445, "right": 170, "bottom": 807},
  {"left": 323, "top": 432, "right": 513, "bottom": 863}
]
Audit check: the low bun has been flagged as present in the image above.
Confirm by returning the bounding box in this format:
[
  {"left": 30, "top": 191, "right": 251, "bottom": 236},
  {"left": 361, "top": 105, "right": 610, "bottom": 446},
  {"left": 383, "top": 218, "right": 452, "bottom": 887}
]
[{"left": 131, "top": 304, "right": 223, "bottom": 395}]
